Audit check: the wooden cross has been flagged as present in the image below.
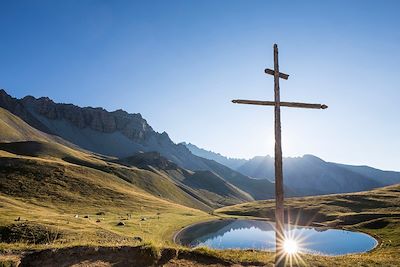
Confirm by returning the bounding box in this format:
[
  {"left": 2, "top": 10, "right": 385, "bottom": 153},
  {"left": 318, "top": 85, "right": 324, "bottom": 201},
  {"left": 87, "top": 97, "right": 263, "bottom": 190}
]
[{"left": 232, "top": 44, "right": 327, "bottom": 267}]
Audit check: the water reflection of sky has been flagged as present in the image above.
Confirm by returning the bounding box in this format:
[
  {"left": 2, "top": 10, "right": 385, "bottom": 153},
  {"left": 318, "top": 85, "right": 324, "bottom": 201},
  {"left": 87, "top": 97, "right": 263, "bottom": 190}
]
[{"left": 184, "top": 220, "right": 377, "bottom": 255}]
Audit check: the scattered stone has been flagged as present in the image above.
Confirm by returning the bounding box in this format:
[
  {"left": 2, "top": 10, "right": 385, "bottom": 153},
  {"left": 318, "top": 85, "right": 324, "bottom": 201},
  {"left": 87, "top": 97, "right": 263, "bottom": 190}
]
[
  {"left": 15, "top": 217, "right": 20, "bottom": 221},
  {"left": 74, "top": 214, "right": 79, "bottom": 218},
  {"left": 117, "top": 221, "right": 125, "bottom": 226},
  {"left": 133, "top": 236, "right": 143, "bottom": 242},
  {"left": 83, "top": 215, "right": 89, "bottom": 219},
  {"left": 96, "top": 219, "right": 101, "bottom": 223},
  {"left": 96, "top": 211, "right": 106, "bottom": 216},
  {"left": 140, "top": 217, "right": 147, "bottom": 221}
]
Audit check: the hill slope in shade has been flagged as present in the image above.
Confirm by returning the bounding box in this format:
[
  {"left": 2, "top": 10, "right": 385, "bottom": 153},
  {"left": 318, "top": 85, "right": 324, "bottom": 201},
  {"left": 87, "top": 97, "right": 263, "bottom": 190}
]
[
  {"left": 336, "top": 163, "right": 400, "bottom": 186},
  {"left": 0, "top": 107, "right": 256, "bottom": 210},
  {"left": 0, "top": 141, "right": 215, "bottom": 211},
  {"left": 186, "top": 141, "right": 400, "bottom": 196},
  {"left": 0, "top": 89, "right": 210, "bottom": 171},
  {"left": 0, "top": 89, "right": 277, "bottom": 200},
  {"left": 195, "top": 156, "right": 286, "bottom": 199},
  {"left": 183, "top": 142, "right": 247, "bottom": 170},
  {"left": 2, "top": 89, "right": 398, "bottom": 200},
  {"left": 0, "top": 107, "right": 55, "bottom": 143},
  {"left": 120, "top": 152, "right": 254, "bottom": 207},
  {"left": 237, "top": 154, "right": 400, "bottom": 195}
]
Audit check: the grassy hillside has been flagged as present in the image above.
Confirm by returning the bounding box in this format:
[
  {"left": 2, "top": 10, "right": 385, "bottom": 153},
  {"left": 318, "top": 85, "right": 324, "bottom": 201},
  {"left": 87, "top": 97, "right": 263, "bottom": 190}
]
[
  {"left": 198, "top": 157, "right": 279, "bottom": 200},
  {"left": 120, "top": 152, "right": 254, "bottom": 207},
  {"left": 0, "top": 142, "right": 220, "bottom": 211},
  {"left": 0, "top": 107, "right": 53, "bottom": 143},
  {"left": 216, "top": 185, "right": 400, "bottom": 224},
  {"left": 0, "top": 104, "right": 274, "bottom": 209},
  {"left": 1, "top": 106, "right": 400, "bottom": 266},
  {"left": 0, "top": 154, "right": 212, "bottom": 250},
  {"left": 2, "top": 160, "right": 400, "bottom": 266},
  {"left": 1, "top": 144, "right": 400, "bottom": 266},
  {"left": 214, "top": 185, "right": 400, "bottom": 266},
  {"left": 0, "top": 106, "right": 255, "bottom": 212}
]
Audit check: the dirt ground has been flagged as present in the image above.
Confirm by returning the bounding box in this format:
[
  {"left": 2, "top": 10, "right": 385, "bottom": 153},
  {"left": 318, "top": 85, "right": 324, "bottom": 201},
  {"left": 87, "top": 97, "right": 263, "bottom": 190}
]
[{"left": 1, "top": 246, "right": 262, "bottom": 267}]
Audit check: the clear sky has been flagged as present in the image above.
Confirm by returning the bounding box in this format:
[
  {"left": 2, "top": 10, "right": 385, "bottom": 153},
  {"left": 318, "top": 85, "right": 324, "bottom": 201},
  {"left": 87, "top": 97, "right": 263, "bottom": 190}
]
[{"left": 0, "top": 0, "right": 399, "bottom": 170}]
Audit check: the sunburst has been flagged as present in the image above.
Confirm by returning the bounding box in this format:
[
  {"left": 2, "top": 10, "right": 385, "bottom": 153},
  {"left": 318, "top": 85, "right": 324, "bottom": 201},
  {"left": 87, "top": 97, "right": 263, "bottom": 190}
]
[{"left": 273, "top": 209, "right": 314, "bottom": 266}]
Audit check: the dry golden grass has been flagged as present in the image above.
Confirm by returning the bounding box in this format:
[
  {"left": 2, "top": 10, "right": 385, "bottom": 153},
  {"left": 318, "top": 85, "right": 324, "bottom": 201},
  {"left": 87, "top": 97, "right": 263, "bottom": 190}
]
[
  {"left": 0, "top": 108, "right": 399, "bottom": 265},
  {"left": 0, "top": 154, "right": 213, "bottom": 252},
  {"left": 213, "top": 185, "right": 400, "bottom": 266}
]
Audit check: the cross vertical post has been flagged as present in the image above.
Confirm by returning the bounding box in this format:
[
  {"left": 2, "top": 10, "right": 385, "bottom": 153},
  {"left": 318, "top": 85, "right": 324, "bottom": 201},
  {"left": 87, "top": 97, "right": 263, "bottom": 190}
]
[
  {"left": 232, "top": 43, "right": 327, "bottom": 267},
  {"left": 273, "top": 44, "right": 285, "bottom": 267}
]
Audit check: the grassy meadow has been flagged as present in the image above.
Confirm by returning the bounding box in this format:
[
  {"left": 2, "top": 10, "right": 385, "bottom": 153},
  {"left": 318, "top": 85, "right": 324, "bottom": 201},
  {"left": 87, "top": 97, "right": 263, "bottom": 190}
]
[
  {"left": 0, "top": 140, "right": 399, "bottom": 266},
  {"left": 213, "top": 184, "right": 400, "bottom": 266}
]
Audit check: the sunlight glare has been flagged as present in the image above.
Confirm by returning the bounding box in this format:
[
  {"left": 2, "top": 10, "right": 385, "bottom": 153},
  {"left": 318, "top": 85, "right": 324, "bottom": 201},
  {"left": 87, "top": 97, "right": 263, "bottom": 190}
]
[{"left": 283, "top": 239, "right": 299, "bottom": 254}]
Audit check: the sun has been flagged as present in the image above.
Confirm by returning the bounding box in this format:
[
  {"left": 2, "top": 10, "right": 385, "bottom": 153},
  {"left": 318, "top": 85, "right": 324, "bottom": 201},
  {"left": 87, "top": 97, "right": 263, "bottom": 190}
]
[{"left": 283, "top": 239, "right": 299, "bottom": 254}]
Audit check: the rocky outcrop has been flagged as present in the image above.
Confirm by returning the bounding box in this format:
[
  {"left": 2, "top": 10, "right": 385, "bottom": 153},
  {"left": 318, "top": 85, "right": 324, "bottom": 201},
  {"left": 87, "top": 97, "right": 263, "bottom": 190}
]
[
  {"left": 0, "top": 89, "right": 204, "bottom": 169},
  {"left": 20, "top": 94, "right": 155, "bottom": 142},
  {"left": 0, "top": 89, "right": 51, "bottom": 133},
  {"left": 0, "top": 89, "right": 277, "bottom": 200}
]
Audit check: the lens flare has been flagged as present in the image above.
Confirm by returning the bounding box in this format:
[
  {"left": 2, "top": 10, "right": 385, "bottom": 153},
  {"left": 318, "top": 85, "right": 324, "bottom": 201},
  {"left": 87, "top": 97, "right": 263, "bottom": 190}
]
[
  {"left": 283, "top": 239, "right": 299, "bottom": 254},
  {"left": 273, "top": 210, "right": 311, "bottom": 267}
]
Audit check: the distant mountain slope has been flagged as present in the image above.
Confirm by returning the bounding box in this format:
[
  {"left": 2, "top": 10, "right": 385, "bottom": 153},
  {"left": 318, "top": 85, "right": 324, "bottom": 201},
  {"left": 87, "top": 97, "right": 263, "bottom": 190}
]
[
  {"left": 237, "top": 154, "right": 390, "bottom": 195},
  {"left": 0, "top": 90, "right": 210, "bottom": 171},
  {"left": 336, "top": 164, "right": 400, "bottom": 186},
  {"left": 3, "top": 89, "right": 398, "bottom": 200},
  {"left": 183, "top": 142, "right": 247, "bottom": 170},
  {"left": 120, "top": 152, "right": 254, "bottom": 207},
  {"left": 187, "top": 141, "right": 400, "bottom": 196},
  {"left": 195, "top": 156, "right": 285, "bottom": 199},
  {"left": 0, "top": 106, "right": 258, "bottom": 209},
  {"left": 0, "top": 89, "right": 278, "bottom": 201},
  {"left": 0, "top": 139, "right": 212, "bottom": 211}
]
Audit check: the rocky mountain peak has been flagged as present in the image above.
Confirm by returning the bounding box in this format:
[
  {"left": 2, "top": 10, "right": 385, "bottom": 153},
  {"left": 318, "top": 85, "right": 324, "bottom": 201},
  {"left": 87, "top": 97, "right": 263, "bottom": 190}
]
[
  {"left": 18, "top": 93, "right": 155, "bottom": 141},
  {"left": 0, "top": 90, "right": 221, "bottom": 172}
]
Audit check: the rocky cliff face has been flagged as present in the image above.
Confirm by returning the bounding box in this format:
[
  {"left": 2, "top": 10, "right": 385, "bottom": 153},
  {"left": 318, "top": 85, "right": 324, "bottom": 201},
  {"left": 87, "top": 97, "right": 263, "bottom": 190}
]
[
  {"left": 20, "top": 94, "right": 155, "bottom": 142},
  {"left": 0, "top": 89, "right": 278, "bottom": 202},
  {"left": 0, "top": 89, "right": 210, "bottom": 171},
  {"left": 0, "top": 89, "right": 51, "bottom": 133},
  {"left": 0, "top": 89, "right": 167, "bottom": 144}
]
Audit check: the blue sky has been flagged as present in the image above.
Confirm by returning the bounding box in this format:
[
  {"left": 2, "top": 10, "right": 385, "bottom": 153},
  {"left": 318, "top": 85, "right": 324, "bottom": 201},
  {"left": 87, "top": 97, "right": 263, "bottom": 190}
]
[{"left": 0, "top": 0, "right": 399, "bottom": 170}]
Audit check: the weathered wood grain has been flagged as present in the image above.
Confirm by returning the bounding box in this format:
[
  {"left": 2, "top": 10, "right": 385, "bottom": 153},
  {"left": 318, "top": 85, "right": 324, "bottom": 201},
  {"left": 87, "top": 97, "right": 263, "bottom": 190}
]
[
  {"left": 264, "top": 68, "right": 289, "bottom": 80},
  {"left": 232, "top": 99, "right": 328, "bottom": 109}
]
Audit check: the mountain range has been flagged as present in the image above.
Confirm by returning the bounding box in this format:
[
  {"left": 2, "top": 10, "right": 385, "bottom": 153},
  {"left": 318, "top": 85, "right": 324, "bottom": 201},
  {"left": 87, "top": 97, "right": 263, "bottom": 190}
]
[
  {"left": 185, "top": 143, "right": 400, "bottom": 196},
  {"left": 0, "top": 89, "right": 277, "bottom": 210},
  {"left": 1, "top": 88, "right": 400, "bottom": 208}
]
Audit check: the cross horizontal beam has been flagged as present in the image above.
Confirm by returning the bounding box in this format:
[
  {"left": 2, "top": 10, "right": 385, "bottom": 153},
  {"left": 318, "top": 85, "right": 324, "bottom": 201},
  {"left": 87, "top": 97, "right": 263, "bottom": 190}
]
[
  {"left": 264, "top": 68, "right": 289, "bottom": 80},
  {"left": 232, "top": 99, "right": 328, "bottom": 109}
]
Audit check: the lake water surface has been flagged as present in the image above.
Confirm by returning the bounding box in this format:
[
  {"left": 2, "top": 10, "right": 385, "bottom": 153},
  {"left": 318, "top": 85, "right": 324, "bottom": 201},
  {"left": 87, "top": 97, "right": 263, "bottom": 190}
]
[{"left": 176, "top": 219, "right": 377, "bottom": 255}]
